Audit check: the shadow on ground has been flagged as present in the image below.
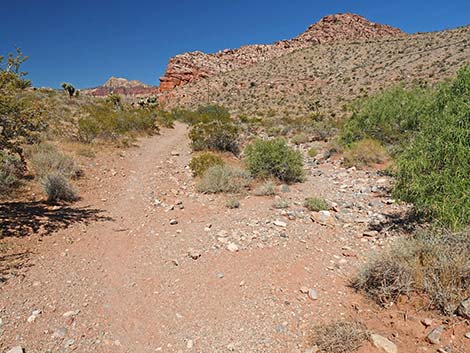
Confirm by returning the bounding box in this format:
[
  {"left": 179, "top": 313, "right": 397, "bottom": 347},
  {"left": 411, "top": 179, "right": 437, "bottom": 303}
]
[
  {"left": 0, "top": 201, "right": 113, "bottom": 239},
  {"left": 369, "top": 209, "right": 422, "bottom": 234},
  {"left": 0, "top": 251, "right": 31, "bottom": 282}
]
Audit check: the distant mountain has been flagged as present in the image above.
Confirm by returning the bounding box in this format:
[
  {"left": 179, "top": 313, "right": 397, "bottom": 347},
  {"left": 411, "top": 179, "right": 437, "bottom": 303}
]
[
  {"left": 159, "top": 13, "right": 405, "bottom": 91},
  {"left": 83, "top": 77, "right": 158, "bottom": 97}
]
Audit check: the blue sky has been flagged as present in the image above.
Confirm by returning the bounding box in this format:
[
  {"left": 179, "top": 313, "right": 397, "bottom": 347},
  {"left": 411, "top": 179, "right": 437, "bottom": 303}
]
[{"left": 1, "top": 0, "right": 469, "bottom": 89}]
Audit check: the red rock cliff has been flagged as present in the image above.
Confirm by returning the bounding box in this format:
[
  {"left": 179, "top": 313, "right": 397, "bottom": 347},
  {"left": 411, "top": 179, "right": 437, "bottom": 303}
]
[{"left": 159, "top": 13, "right": 405, "bottom": 92}]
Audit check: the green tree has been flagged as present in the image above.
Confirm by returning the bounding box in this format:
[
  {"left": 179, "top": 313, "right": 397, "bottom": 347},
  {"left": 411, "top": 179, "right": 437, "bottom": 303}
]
[{"left": 0, "top": 49, "right": 44, "bottom": 167}]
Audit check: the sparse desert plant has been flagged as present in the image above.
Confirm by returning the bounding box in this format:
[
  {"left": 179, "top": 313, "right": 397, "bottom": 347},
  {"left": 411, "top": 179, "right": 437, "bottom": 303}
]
[
  {"left": 304, "top": 197, "right": 329, "bottom": 212},
  {"left": 244, "top": 138, "right": 304, "bottom": 183},
  {"left": 27, "top": 143, "right": 82, "bottom": 179},
  {"left": 354, "top": 228, "right": 470, "bottom": 315},
  {"left": 189, "top": 152, "right": 224, "bottom": 177},
  {"left": 307, "top": 147, "right": 318, "bottom": 158},
  {"left": 393, "top": 65, "right": 470, "bottom": 229},
  {"left": 0, "top": 152, "right": 23, "bottom": 195},
  {"left": 42, "top": 173, "right": 78, "bottom": 203},
  {"left": 196, "top": 165, "right": 251, "bottom": 194},
  {"left": 189, "top": 120, "right": 239, "bottom": 153},
  {"left": 272, "top": 198, "right": 289, "bottom": 209},
  {"left": 225, "top": 197, "right": 240, "bottom": 209},
  {"left": 291, "top": 133, "right": 309, "bottom": 145},
  {"left": 253, "top": 180, "right": 276, "bottom": 196},
  {"left": 342, "top": 138, "right": 388, "bottom": 168},
  {"left": 311, "top": 321, "right": 367, "bottom": 353}
]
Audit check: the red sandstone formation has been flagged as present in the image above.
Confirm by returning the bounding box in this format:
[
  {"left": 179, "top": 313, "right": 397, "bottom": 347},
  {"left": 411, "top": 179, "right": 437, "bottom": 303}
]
[
  {"left": 83, "top": 77, "right": 158, "bottom": 97},
  {"left": 159, "top": 13, "right": 405, "bottom": 91}
]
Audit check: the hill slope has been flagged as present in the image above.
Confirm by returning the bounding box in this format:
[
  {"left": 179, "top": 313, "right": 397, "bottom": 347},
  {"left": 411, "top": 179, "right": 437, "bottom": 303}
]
[
  {"left": 161, "top": 25, "right": 470, "bottom": 120},
  {"left": 159, "top": 13, "right": 404, "bottom": 91}
]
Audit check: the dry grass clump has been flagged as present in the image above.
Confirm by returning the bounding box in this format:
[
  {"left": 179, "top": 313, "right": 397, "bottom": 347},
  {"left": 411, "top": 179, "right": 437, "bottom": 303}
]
[
  {"left": 189, "top": 152, "right": 224, "bottom": 177},
  {"left": 312, "top": 321, "right": 367, "bottom": 353},
  {"left": 196, "top": 165, "right": 251, "bottom": 194},
  {"left": 342, "top": 138, "right": 388, "bottom": 168},
  {"left": 26, "top": 143, "right": 82, "bottom": 179},
  {"left": 42, "top": 173, "right": 78, "bottom": 203},
  {"left": 304, "top": 197, "right": 329, "bottom": 212},
  {"left": 225, "top": 197, "right": 240, "bottom": 209},
  {"left": 253, "top": 180, "right": 277, "bottom": 196},
  {"left": 354, "top": 228, "right": 470, "bottom": 314}
]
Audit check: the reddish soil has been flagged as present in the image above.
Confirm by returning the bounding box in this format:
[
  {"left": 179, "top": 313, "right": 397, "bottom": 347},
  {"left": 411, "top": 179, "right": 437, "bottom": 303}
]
[{"left": 1, "top": 123, "right": 469, "bottom": 352}]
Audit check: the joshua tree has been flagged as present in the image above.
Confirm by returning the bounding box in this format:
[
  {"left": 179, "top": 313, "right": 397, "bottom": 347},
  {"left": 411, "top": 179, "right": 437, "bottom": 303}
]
[{"left": 61, "top": 82, "right": 77, "bottom": 98}]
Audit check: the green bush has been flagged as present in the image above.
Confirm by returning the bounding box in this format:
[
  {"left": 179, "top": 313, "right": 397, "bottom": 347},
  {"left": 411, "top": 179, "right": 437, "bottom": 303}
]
[
  {"left": 342, "top": 138, "right": 388, "bottom": 168},
  {"left": 393, "top": 65, "right": 470, "bottom": 229},
  {"left": 78, "top": 103, "right": 158, "bottom": 143},
  {"left": 304, "top": 197, "right": 329, "bottom": 212},
  {"left": 354, "top": 228, "right": 470, "bottom": 315},
  {"left": 244, "top": 138, "right": 304, "bottom": 183},
  {"left": 340, "top": 85, "right": 434, "bottom": 148},
  {"left": 189, "top": 120, "right": 239, "bottom": 153},
  {"left": 189, "top": 152, "right": 224, "bottom": 177},
  {"left": 307, "top": 148, "right": 318, "bottom": 158},
  {"left": 196, "top": 165, "right": 251, "bottom": 194},
  {"left": 0, "top": 152, "right": 23, "bottom": 195},
  {"left": 42, "top": 173, "right": 78, "bottom": 203},
  {"left": 27, "top": 143, "right": 82, "bottom": 179}
]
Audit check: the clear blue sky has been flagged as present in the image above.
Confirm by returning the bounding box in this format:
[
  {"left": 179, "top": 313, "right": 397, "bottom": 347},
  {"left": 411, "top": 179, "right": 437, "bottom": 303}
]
[{"left": 1, "top": 0, "right": 469, "bottom": 89}]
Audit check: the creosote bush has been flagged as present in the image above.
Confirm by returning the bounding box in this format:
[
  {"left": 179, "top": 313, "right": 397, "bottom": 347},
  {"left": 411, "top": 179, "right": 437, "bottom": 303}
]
[
  {"left": 189, "top": 120, "right": 239, "bottom": 153},
  {"left": 354, "top": 228, "right": 470, "bottom": 315},
  {"left": 42, "top": 173, "right": 78, "bottom": 203},
  {"left": 189, "top": 152, "right": 224, "bottom": 177},
  {"left": 342, "top": 138, "right": 388, "bottom": 168},
  {"left": 244, "top": 138, "right": 304, "bottom": 184},
  {"left": 393, "top": 65, "right": 470, "bottom": 229},
  {"left": 304, "top": 197, "right": 329, "bottom": 212},
  {"left": 78, "top": 103, "right": 158, "bottom": 143},
  {"left": 196, "top": 165, "right": 251, "bottom": 194}
]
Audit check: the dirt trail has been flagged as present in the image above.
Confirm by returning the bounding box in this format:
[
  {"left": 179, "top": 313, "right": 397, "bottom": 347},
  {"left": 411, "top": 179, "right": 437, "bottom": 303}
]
[{"left": 2, "top": 123, "right": 458, "bottom": 353}]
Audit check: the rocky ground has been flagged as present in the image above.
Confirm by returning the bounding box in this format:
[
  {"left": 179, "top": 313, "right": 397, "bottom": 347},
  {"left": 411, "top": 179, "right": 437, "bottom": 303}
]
[{"left": 1, "top": 123, "right": 469, "bottom": 353}]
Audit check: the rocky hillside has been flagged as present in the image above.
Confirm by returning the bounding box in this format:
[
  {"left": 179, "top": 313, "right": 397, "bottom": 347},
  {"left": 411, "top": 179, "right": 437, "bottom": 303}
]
[
  {"left": 161, "top": 25, "right": 470, "bottom": 120},
  {"left": 159, "top": 13, "right": 404, "bottom": 91},
  {"left": 83, "top": 77, "right": 158, "bottom": 97}
]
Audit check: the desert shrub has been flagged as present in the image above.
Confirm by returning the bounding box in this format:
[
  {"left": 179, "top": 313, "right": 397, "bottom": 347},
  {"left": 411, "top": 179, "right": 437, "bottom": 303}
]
[
  {"left": 196, "top": 165, "right": 251, "bottom": 194},
  {"left": 155, "top": 110, "right": 175, "bottom": 128},
  {"left": 354, "top": 228, "right": 470, "bottom": 314},
  {"left": 172, "top": 105, "right": 230, "bottom": 125},
  {"left": 307, "top": 148, "right": 318, "bottom": 158},
  {"left": 189, "top": 120, "right": 239, "bottom": 153},
  {"left": 291, "top": 133, "right": 309, "bottom": 145},
  {"left": 253, "top": 180, "right": 276, "bottom": 196},
  {"left": 189, "top": 152, "right": 224, "bottom": 177},
  {"left": 0, "top": 152, "right": 23, "bottom": 195},
  {"left": 312, "top": 321, "right": 367, "bottom": 353},
  {"left": 78, "top": 103, "right": 158, "bottom": 143},
  {"left": 342, "top": 138, "right": 388, "bottom": 168},
  {"left": 42, "top": 173, "right": 78, "bottom": 203},
  {"left": 225, "top": 197, "right": 240, "bottom": 209},
  {"left": 304, "top": 197, "right": 329, "bottom": 212},
  {"left": 244, "top": 138, "right": 304, "bottom": 183},
  {"left": 393, "top": 65, "right": 470, "bottom": 229},
  {"left": 340, "top": 84, "right": 434, "bottom": 148},
  {"left": 272, "top": 198, "right": 289, "bottom": 209},
  {"left": 0, "top": 49, "right": 45, "bottom": 162},
  {"left": 27, "top": 143, "right": 82, "bottom": 179}
]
